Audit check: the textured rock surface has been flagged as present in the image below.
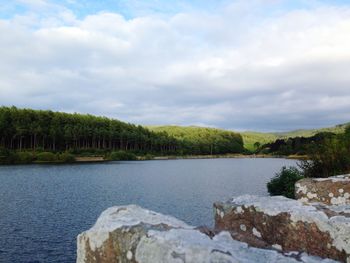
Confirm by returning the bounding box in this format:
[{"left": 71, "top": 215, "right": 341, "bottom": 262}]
[
  {"left": 77, "top": 205, "right": 337, "bottom": 263},
  {"left": 295, "top": 175, "right": 350, "bottom": 205},
  {"left": 214, "top": 195, "right": 350, "bottom": 263}
]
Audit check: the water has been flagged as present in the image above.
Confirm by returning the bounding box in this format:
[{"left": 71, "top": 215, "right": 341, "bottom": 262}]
[{"left": 0, "top": 158, "right": 297, "bottom": 263}]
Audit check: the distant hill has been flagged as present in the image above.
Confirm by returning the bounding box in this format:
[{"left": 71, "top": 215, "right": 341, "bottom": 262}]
[
  {"left": 147, "top": 123, "right": 350, "bottom": 151},
  {"left": 148, "top": 125, "right": 236, "bottom": 137},
  {"left": 272, "top": 123, "right": 349, "bottom": 138},
  {"left": 242, "top": 123, "right": 349, "bottom": 151},
  {"left": 240, "top": 132, "right": 279, "bottom": 151},
  {"left": 146, "top": 125, "right": 244, "bottom": 154}
]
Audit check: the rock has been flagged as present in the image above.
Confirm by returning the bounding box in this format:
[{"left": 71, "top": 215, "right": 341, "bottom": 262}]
[
  {"left": 295, "top": 175, "right": 350, "bottom": 205},
  {"left": 77, "top": 205, "right": 336, "bottom": 263},
  {"left": 214, "top": 195, "right": 350, "bottom": 262},
  {"left": 77, "top": 204, "right": 190, "bottom": 263}
]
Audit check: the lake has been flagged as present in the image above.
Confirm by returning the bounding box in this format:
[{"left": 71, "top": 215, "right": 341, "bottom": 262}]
[{"left": 0, "top": 158, "right": 297, "bottom": 262}]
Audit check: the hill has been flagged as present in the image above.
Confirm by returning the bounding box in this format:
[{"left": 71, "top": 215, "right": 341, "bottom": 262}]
[
  {"left": 273, "top": 124, "right": 349, "bottom": 138},
  {"left": 239, "top": 132, "right": 278, "bottom": 151},
  {"left": 148, "top": 123, "right": 349, "bottom": 152},
  {"left": 146, "top": 125, "right": 244, "bottom": 154},
  {"left": 241, "top": 123, "right": 349, "bottom": 151}
]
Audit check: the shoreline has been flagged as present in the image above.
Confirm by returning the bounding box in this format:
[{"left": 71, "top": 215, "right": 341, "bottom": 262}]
[
  {"left": 0, "top": 154, "right": 308, "bottom": 166},
  {"left": 151, "top": 154, "right": 307, "bottom": 161}
]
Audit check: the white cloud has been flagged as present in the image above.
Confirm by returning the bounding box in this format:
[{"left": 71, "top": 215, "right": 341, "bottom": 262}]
[{"left": 0, "top": 1, "right": 350, "bottom": 131}]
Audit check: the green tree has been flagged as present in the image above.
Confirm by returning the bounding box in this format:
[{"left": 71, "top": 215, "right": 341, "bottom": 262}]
[{"left": 299, "top": 127, "right": 350, "bottom": 177}]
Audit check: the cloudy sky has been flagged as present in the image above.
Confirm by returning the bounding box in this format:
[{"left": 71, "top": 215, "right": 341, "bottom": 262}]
[{"left": 0, "top": 0, "right": 350, "bottom": 131}]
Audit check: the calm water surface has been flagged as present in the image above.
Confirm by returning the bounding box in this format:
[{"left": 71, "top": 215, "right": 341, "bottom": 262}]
[{"left": 0, "top": 158, "right": 297, "bottom": 262}]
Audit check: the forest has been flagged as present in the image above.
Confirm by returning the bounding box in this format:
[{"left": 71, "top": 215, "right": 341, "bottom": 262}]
[
  {"left": 147, "top": 125, "right": 245, "bottom": 155},
  {"left": 0, "top": 106, "right": 244, "bottom": 163},
  {"left": 258, "top": 132, "right": 337, "bottom": 156}
]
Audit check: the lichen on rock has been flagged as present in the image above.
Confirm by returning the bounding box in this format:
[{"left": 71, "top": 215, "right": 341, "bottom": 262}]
[
  {"left": 295, "top": 175, "right": 350, "bottom": 205},
  {"left": 77, "top": 204, "right": 338, "bottom": 263},
  {"left": 77, "top": 205, "right": 191, "bottom": 263},
  {"left": 214, "top": 195, "right": 350, "bottom": 262}
]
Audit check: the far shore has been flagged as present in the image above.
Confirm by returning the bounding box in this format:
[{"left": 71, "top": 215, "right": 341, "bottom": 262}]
[
  {"left": 64, "top": 154, "right": 307, "bottom": 163},
  {"left": 150, "top": 154, "right": 308, "bottom": 161},
  {"left": 75, "top": 156, "right": 105, "bottom": 162},
  {"left": 0, "top": 154, "right": 308, "bottom": 166}
]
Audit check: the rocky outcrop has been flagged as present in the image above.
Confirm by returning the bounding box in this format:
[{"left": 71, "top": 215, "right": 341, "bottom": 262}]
[
  {"left": 77, "top": 205, "right": 337, "bottom": 263},
  {"left": 214, "top": 195, "right": 350, "bottom": 263},
  {"left": 295, "top": 175, "right": 350, "bottom": 205}
]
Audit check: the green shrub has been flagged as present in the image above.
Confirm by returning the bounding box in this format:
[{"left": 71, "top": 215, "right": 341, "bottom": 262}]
[
  {"left": 58, "top": 152, "right": 75, "bottom": 163},
  {"left": 36, "top": 152, "right": 57, "bottom": 162},
  {"left": 34, "top": 147, "right": 45, "bottom": 152},
  {"left": 267, "top": 166, "right": 304, "bottom": 199},
  {"left": 0, "top": 148, "right": 12, "bottom": 164},
  {"left": 110, "top": 151, "right": 137, "bottom": 161},
  {"left": 15, "top": 152, "right": 34, "bottom": 164}
]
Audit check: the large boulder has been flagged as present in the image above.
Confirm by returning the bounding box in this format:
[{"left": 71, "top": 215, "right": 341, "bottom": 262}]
[
  {"left": 214, "top": 195, "right": 350, "bottom": 262},
  {"left": 295, "top": 175, "right": 350, "bottom": 205},
  {"left": 77, "top": 205, "right": 335, "bottom": 263}
]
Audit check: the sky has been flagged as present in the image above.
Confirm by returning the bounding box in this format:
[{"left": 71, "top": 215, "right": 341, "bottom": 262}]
[{"left": 0, "top": 0, "right": 350, "bottom": 132}]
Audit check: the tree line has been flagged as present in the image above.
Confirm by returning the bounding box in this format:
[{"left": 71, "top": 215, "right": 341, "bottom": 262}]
[
  {"left": 300, "top": 126, "right": 350, "bottom": 178},
  {"left": 267, "top": 126, "right": 350, "bottom": 198},
  {"left": 0, "top": 106, "right": 244, "bottom": 158},
  {"left": 148, "top": 125, "right": 244, "bottom": 155},
  {"left": 257, "top": 132, "right": 337, "bottom": 156}
]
